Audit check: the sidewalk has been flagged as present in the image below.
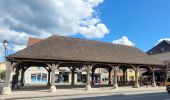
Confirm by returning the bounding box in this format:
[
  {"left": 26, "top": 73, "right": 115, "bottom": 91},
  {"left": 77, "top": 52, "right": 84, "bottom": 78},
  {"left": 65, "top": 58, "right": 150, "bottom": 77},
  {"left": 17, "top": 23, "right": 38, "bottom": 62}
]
[{"left": 0, "top": 86, "right": 166, "bottom": 100}]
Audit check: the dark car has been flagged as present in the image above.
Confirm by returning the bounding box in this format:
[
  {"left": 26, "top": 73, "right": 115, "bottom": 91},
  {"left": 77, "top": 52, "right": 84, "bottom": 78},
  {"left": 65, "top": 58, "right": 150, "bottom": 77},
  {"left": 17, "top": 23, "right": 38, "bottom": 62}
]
[{"left": 166, "top": 78, "right": 170, "bottom": 94}]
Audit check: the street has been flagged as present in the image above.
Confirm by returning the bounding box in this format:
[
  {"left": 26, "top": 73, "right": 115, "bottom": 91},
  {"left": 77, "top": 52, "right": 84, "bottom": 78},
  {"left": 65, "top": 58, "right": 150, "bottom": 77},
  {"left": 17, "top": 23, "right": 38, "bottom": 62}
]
[{"left": 9, "top": 91, "right": 170, "bottom": 100}]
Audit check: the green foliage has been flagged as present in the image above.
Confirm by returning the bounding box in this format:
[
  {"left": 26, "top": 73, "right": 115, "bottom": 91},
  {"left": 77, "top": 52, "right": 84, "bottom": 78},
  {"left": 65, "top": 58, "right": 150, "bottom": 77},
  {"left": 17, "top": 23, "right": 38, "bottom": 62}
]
[{"left": 0, "top": 71, "right": 6, "bottom": 80}]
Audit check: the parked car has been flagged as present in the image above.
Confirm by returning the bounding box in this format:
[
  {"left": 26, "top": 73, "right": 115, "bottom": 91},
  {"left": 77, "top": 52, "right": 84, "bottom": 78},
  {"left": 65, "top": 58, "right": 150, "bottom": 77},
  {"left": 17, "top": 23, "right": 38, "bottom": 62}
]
[{"left": 166, "top": 78, "right": 170, "bottom": 94}]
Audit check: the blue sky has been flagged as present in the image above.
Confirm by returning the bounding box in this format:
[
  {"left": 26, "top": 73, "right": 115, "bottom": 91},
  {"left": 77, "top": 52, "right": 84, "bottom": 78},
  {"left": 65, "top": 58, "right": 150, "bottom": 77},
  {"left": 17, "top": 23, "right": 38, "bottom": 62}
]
[
  {"left": 0, "top": 0, "right": 170, "bottom": 61},
  {"left": 74, "top": 0, "right": 170, "bottom": 51}
]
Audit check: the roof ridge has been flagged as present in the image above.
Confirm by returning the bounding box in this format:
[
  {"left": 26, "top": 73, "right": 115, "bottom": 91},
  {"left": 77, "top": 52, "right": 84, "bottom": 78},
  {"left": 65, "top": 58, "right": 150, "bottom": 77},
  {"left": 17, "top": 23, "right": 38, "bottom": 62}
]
[{"left": 52, "top": 35, "right": 134, "bottom": 48}]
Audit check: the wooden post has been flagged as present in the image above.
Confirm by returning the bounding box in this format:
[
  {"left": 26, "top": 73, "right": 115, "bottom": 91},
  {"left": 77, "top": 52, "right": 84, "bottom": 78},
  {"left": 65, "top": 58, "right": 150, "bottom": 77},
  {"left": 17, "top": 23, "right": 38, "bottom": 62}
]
[
  {"left": 20, "top": 67, "right": 25, "bottom": 86},
  {"left": 108, "top": 68, "right": 112, "bottom": 85},
  {"left": 113, "top": 66, "right": 118, "bottom": 89},
  {"left": 85, "top": 65, "right": 92, "bottom": 90},
  {"left": 134, "top": 66, "right": 139, "bottom": 88},
  {"left": 91, "top": 68, "right": 95, "bottom": 85},
  {"left": 47, "top": 70, "right": 51, "bottom": 86},
  {"left": 71, "top": 67, "right": 75, "bottom": 85},
  {"left": 15, "top": 66, "right": 20, "bottom": 89},
  {"left": 122, "top": 68, "right": 126, "bottom": 84},
  {"left": 2, "top": 61, "right": 16, "bottom": 95},
  {"left": 152, "top": 68, "right": 156, "bottom": 87},
  {"left": 47, "top": 63, "right": 59, "bottom": 92}
]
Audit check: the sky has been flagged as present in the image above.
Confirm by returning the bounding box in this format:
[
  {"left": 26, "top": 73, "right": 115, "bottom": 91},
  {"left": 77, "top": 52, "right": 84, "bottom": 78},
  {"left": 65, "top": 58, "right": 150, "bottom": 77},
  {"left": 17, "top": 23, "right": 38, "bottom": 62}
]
[{"left": 0, "top": 0, "right": 170, "bottom": 61}]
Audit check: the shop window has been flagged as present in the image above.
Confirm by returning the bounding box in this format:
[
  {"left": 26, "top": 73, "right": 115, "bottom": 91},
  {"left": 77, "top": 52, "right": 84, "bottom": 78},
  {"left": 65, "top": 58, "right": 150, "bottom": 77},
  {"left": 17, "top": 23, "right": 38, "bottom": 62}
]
[
  {"left": 42, "top": 74, "right": 47, "bottom": 82},
  {"left": 77, "top": 73, "right": 82, "bottom": 82},
  {"left": 103, "top": 69, "right": 108, "bottom": 73},
  {"left": 31, "top": 73, "right": 47, "bottom": 83},
  {"left": 55, "top": 72, "right": 69, "bottom": 83},
  {"left": 31, "top": 74, "right": 36, "bottom": 82},
  {"left": 37, "top": 73, "right": 41, "bottom": 82}
]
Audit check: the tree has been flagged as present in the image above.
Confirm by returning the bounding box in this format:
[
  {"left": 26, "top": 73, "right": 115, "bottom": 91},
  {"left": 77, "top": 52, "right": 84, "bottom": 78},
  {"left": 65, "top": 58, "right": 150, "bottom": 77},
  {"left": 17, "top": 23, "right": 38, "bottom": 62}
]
[{"left": 0, "top": 70, "right": 6, "bottom": 80}]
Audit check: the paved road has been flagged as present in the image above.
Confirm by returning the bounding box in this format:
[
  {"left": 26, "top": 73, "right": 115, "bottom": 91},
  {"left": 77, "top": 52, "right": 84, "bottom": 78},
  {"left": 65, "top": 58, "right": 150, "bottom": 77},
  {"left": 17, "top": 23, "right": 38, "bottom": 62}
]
[{"left": 9, "top": 91, "right": 170, "bottom": 100}]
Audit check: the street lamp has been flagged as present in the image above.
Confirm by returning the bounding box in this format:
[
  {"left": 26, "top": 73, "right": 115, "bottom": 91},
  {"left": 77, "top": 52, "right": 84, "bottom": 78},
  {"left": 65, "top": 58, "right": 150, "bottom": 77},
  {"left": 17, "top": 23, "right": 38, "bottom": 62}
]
[{"left": 3, "top": 40, "right": 8, "bottom": 57}]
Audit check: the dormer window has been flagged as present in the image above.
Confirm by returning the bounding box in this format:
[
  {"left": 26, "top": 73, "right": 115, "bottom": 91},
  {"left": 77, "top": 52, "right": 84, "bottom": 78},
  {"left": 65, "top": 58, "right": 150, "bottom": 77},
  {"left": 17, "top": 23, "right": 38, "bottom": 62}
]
[
  {"left": 160, "top": 48, "right": 165, "bottom": 52},
  {"left": 149, "top": 51, "right": 152, "bottom": 54}
]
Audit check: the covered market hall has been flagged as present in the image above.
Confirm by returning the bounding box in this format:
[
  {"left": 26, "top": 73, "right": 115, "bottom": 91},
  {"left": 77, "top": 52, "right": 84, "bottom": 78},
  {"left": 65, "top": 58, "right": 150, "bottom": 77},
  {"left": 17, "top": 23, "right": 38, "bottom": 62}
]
[{"left": 2, "top": 35, "right": 165, "bottom": 94}]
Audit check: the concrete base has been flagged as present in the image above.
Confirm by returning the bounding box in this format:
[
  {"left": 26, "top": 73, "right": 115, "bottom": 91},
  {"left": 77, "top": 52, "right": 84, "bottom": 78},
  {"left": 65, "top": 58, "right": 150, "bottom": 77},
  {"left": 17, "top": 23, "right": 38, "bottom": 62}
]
[
  {"left": 85, "top": 85, "right": 91, "bottom": 91},
  {"left": 152, "top": 83, "right": 156, "bottom": 87},
  {"left": 113, "top": 84, "right": 118, "bottom": 89},
  {"left": 134, "top": 83, "right": 140, "bottom": 88},
  {"left": 2, "top": 87, "right": 11, "bottom": 95},
  {"left": 50, "top": 85, "right": 56, "bottom": 92}
]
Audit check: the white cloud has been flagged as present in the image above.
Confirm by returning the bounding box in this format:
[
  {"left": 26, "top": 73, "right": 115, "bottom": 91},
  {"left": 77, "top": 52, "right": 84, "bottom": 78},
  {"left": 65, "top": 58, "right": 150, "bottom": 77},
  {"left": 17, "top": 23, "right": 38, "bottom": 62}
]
[
  {"left": 0, "top": 0, "right": 108, "bottom": 61},
  {"left": 0, "top": 27, "right": 29, "bottom": 53},
  {"left": 0, "top": 43, "right": 4, "bottom": 58},
  {"left": 0, "top": 0, "right": 108, "bottom": 37},
  {"left": 112, "top": 36, "right": 135, "bottom": 46},
  {"left": 79, "top": 23, "right": 109, "bottom": 38},
  {"left": 12, "top": 45, "right": 26, "bottom": 52},
  {"left": 156, "top": 38, "right": 170, "bottom": 45}
]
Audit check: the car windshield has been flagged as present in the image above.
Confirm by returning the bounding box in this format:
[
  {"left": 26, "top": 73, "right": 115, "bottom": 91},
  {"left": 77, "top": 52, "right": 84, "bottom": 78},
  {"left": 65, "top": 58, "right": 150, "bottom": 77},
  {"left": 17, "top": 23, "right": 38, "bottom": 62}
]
[{"left": 167, "top": 78, "right": 170, "bottom": 82}]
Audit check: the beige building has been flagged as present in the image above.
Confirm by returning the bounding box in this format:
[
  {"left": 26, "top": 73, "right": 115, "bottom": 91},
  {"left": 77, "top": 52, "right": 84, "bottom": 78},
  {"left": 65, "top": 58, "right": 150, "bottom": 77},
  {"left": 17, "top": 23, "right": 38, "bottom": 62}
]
[
  {"left": 0, "top": 62, "right": 6, "bottom": 71},
  {"left": 0, "top": 62, "right": 6, "bottom": 80}
]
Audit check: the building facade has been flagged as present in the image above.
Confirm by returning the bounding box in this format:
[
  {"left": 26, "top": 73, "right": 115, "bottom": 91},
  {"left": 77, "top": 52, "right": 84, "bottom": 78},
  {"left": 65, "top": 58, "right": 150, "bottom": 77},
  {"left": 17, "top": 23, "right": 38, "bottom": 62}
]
[{"left": 147, "top": 40, "right": 170, "bottom": 78}]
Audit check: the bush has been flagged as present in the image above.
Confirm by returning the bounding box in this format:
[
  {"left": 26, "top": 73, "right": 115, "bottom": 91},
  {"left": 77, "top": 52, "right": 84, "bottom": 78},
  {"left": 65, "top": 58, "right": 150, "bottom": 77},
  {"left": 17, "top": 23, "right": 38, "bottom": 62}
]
[{"left": 0, "top": 71, "right": 6, "bottom": 80}]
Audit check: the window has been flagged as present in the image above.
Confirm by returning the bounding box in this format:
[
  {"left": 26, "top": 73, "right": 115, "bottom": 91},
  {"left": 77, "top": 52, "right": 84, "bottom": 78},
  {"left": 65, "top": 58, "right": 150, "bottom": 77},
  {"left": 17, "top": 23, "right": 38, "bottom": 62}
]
[
  {"left": 37, "top": 73, "right": 41, "bottom": 82},
  {"left": 77, "top": 72, "right": 82, "bottom": 82},
  {"left": 31, "top": 74, "right": 36, "bottom": 82},
  {"left": 103, "top": 69, "right": 107, "bottom": 73},
  {"left": 36, "top": 67, "right": 42, "bottom": 69},
  {"left": 42, "top": 74, "right": 47, "bottom": 82},
  {"left": 63, "top": 72, "right": 69, "bottom": 82},
  {"left": 55, "top": 72, "right": 69, "bottom": 83},
  {"left": 160, "top": 48, "right": 165, "bottom": 52},
  {"left": 149, "top": 51, "right": 152, "bottom": 54},
  {"left": 31, "top": 73, "right": 47, "bottom": 83}
]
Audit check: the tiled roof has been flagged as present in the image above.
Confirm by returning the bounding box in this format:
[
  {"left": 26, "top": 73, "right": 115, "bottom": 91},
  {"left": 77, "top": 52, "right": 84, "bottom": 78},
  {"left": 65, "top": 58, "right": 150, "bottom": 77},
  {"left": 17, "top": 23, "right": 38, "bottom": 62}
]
[
  {"left": 27, "top": 37, "right": 42, "bottom": 47},
  {"left": 7, "top": 35, "right": 164, "bottom": 65},
  {"left": 150, "top": 51, "right": 170, "bottom": 62}
]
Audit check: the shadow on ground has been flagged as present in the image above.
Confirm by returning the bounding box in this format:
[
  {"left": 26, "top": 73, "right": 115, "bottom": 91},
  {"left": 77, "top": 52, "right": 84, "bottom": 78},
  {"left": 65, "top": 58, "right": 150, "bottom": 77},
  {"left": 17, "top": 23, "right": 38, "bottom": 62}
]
[
  {"left": 8, "top": 92, "right": 170, "bottom": 100},
  {"left": 60, "top": 92, "right": 170, "bottom": 100},
  {"left": 12, "top": 84, "right": 134, "bottom": 91}
]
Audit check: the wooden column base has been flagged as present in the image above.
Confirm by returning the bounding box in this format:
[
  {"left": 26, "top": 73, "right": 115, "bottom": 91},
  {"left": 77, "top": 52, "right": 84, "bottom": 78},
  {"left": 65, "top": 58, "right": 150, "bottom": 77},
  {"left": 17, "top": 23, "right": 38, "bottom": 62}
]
[
  {"left": 2, "top": 87, "right": 11, "bottom": 95},
  {"left": 85, "top": 85, "right": 91, "bottom": 91},
  {"left": 113, "top": 84, "right": 118, "bottom": 89},
  {"left": 152, "top": 83, "right": 156, "bottom": 87},
  {"left": 50, "top": 85, "right": 56, "bottom": 92},
  {"left": 134, "top": 83, "right": 140, "bottom": 88}
]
